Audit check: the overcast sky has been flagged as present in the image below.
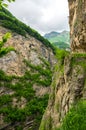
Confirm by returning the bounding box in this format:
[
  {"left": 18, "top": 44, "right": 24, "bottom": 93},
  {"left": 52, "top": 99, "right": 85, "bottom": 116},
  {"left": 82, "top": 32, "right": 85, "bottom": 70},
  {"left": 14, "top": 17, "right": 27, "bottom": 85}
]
[{"left": 8, "top": 0, "right": 69, "bottom": 35}]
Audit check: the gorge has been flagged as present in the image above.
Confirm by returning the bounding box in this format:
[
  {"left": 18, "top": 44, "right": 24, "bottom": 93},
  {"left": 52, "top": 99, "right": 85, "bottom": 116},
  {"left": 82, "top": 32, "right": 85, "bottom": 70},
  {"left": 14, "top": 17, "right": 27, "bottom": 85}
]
[{"left": 0, "top": 0, "right": 86, "bottom": 130}]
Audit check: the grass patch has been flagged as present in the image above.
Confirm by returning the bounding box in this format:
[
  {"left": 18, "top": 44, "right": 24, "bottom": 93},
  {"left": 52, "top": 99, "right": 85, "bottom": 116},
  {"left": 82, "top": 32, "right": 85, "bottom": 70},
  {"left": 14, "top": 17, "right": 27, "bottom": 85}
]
[
  {"left": 57, "top": 100, "right": 86, "bottom": 130},
  {"left": 70, "top": 53, "right": 86, "bottom": 70}
]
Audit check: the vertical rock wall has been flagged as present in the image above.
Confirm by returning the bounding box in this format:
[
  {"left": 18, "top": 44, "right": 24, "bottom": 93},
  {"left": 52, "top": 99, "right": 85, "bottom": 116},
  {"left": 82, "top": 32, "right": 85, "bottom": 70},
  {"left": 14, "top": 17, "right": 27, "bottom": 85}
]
[
  {"left": 68, "top": 0, "right": 86, "bottom": 52},
  {"left": 39, "top": 55, "right": 86, "bottom": 130}
]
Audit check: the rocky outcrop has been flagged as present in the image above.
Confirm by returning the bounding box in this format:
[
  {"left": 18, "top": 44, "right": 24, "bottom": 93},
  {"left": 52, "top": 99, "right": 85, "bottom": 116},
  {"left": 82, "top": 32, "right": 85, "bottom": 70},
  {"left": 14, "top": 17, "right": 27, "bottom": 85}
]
[
  {"left": 68, "top": 0, "right": 86, "bottom": 52},
  {"left": 39, "top": 55, "right": 86, "bottom": 130},
  {"left": 0, "top": 26, "right": 56, "bottom": 76}
]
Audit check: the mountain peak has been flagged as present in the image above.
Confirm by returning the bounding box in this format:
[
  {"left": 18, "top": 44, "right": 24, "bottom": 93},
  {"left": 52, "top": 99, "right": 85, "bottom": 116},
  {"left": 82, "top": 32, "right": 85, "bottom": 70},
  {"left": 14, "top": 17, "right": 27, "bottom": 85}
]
[
  {"left": 44, "top": 31, "right": 60, "bottom": 39},
  {"left": 44, "top": 30, "right": 70, "bottom": 50}
]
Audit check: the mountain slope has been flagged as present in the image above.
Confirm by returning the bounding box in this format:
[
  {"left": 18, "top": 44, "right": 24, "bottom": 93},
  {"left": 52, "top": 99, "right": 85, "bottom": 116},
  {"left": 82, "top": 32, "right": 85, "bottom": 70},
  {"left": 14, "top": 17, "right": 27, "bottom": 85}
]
[
  {"left": 0, "top": 7, "right": 55, "bottom": 52},
  {"left": 0, "top": 8, "right": 56, "bottom": 130},
  {"left": 44, "top": 31, "right": 70, "bottom": 50}
]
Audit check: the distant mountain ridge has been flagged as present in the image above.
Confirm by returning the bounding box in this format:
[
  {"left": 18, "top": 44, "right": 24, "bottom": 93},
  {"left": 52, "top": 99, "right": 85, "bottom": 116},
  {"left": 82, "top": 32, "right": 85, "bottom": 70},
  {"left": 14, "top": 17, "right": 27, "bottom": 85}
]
[
  {"left": 44, "top": 31, "right": 60, "bottom": 39},
  {"left": 44, "top": 31, "right": 70, "bottom": 50}
]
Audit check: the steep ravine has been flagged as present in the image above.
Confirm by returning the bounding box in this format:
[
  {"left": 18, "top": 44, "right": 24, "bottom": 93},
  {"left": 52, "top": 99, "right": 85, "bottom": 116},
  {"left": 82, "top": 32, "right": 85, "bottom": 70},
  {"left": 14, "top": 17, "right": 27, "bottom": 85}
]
[{"left": 0, "top": 0, "right": 86, "bottom": 129}]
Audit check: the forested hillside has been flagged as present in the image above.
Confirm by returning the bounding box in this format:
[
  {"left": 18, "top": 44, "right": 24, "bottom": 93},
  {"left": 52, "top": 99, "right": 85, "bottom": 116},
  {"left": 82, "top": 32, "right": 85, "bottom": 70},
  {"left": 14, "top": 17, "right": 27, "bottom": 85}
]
[
  {"left": 0, "top": 7, "right": 55, "bottom": 52},
  {"left": 44, "top": 31, "right": 70, "bottom": 50}
]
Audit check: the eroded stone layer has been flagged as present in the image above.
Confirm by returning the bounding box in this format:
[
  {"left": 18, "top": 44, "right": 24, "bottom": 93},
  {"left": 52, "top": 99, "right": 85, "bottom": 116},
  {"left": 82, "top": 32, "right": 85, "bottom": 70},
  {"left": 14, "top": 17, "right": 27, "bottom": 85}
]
[{"left": 68, "top": 0, "right": 86, "bottom": 52}]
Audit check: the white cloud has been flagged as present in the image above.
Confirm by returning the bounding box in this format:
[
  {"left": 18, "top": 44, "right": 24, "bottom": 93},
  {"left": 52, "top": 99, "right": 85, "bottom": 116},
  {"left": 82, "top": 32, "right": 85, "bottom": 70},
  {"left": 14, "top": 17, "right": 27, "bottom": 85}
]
[{"left": 8, "top": 0, "right": 69, "bottom": 35}]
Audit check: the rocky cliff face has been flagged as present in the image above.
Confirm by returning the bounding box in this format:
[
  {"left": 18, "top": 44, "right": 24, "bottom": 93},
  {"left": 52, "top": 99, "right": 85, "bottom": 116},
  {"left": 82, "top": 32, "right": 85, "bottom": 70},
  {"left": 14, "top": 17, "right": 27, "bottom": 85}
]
[
  {"left": 0, "top": 26, "right": 56, "bottom": 130},
  {"left": 39, "top": 54, "right": 86, "bottom": 130},
  {"left": 68, "top": 0, "right": 86, "bottom": 52},
  {"left": 0, "top": 26, "right": 56, "bottom": 76}
]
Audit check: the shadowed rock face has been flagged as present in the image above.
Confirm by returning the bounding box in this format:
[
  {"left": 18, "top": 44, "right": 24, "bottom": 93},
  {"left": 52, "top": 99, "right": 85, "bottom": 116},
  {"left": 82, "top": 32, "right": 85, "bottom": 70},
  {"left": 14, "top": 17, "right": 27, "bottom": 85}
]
[{"left": 68, "top": 0, "right": 86, "bottom": 52}]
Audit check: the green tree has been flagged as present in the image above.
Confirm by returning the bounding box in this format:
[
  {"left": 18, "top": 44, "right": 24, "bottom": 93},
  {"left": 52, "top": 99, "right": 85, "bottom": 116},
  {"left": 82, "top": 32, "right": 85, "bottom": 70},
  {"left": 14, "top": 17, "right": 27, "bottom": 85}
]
[
  {"left": 0, "top": 0, "right": 15, "bottom": 57},
  {"left": 0, "top": 33, "right": 15, "bottom": 57},
  {"left": 0, "top": 0, "right": 15, "bottom": 8}
]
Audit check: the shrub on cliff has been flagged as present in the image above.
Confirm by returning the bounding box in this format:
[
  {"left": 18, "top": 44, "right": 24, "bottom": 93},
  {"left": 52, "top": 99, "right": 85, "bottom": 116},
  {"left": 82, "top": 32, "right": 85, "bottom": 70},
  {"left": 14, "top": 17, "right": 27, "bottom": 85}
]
[
  {"left": 0, "top": 33, "right": 15, "bottom": 57},
  {"left": 58, "top": 100, "right": 86, "bottom": 130}
]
